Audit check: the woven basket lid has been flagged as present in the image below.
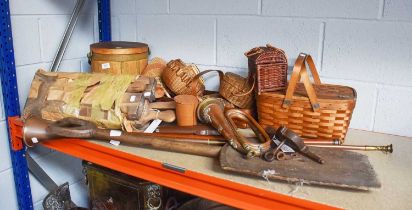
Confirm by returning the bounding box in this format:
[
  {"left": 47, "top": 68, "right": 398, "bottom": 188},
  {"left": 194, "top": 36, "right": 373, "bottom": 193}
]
[{"left": 90, "top": 41, "right": 148, "bottom": 54}]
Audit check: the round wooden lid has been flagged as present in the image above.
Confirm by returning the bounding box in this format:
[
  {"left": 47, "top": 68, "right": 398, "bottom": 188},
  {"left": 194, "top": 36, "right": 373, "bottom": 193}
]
[{"left": 90, "top": 41, "right": 148, "bottom": 54}]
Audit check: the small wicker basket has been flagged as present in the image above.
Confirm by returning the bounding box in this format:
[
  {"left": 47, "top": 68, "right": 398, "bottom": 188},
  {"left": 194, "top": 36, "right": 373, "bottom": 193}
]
[
  {"left": 161, "top": 59, "right": 204, "bottom": 96},
  {"left": 245, "top": 44, "right": 288, "bottom": 94},
  {"left": 190, "top": 70, "right": 255, "bottom": 109}
]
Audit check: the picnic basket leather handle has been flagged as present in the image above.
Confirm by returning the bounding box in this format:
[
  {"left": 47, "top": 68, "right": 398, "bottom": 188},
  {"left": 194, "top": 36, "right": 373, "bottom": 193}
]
[{"left": 282, "top": 53, "right": 321, "bottom": 111}]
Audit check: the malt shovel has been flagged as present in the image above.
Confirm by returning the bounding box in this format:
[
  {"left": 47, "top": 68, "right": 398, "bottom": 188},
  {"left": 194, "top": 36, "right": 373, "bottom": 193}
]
[{"left": 196, "top": 98, "right": 381, "bottom": 190}]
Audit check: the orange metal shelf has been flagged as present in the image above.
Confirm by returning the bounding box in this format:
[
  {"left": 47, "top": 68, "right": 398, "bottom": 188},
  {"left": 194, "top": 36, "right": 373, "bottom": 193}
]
[
  {"left": 10, "top": 116, "right": 338, "bottom": 209},
  {"left": 39, "top": 139, "right": 338, "bottom": 210},
  {"left": 12, "top": 116, "right": 412, "bottom": 209}
]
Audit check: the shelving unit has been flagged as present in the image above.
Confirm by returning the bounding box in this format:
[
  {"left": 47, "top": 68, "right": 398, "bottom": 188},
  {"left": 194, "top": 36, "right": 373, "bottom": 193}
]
[
  {"left": 1, "top": 0, "right": 111, "bottom": 209},
  {"left": 1, "top": 0, "right": 33, "bottom": 209},
  {"left": 3, "top": 0, "right": 411, "bottom": 209}
]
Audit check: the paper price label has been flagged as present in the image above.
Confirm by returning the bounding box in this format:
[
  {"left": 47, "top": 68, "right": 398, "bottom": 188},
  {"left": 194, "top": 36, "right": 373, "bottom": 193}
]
[
  {"left": 31, "top": 137, "right": 39, "bottom": 144},
  {"left": 110, "top": 130, "right": 122, "bottom": 137},
  {"left": 109, "top": 140, "right": 120, "bottom": 146},
  {"left": 144, "top": 119, "right": 162, "bottom": 133},
  {"left": 101, "top": 63, "right": 110, "bottom": 69},
  {"left": 130, "top": 95, "right": 136, "bottom": 102}
]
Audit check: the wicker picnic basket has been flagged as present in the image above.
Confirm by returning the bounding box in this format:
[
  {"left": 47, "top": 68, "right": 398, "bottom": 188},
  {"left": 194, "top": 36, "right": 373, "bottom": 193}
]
[
  {"left": 161, "top": 59, "right": 204, "bottom": 96},
  {"left": 245, "top": 44, "right": 288, "bottom": 94},
  {"left": 190, "top": 70, "right": 255, "bottom": 109},
  {"left": 257, "top": 53, "right": 357, "bottom": 141}
]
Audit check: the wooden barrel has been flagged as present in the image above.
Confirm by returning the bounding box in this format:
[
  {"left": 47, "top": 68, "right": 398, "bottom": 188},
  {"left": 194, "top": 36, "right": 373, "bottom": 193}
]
[{"left": 90, "top": 41, "right": 148, "bottom": 75}]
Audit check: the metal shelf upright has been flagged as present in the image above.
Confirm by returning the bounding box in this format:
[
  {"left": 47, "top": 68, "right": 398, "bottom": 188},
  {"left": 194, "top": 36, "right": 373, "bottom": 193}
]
[
  {"left": 1, "top": 0, "right": 33, "bottom": 209},
  {"left": 1, "top": 0, "right": 111, "bottom": 209}
]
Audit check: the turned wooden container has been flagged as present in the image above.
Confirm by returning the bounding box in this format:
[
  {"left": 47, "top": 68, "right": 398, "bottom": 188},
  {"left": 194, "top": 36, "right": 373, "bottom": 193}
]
[{"left": 90, "top": 41, "right": 148, "bottom": 75}]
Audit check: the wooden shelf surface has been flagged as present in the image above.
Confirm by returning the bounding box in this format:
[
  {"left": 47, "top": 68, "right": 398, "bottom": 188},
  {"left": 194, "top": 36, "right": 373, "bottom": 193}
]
[{"left": 38, "top": 129, "right": 412, "bottom": 210}]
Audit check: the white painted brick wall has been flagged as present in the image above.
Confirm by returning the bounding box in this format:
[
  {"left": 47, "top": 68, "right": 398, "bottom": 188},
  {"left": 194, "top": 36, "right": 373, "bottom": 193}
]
[
  {"left": 111, "top": 0, "right": 135, "bottom": 15},
  {"left": 0, "top": 85, "right": 4, "bottom": 121},
  {"left": 322, "top": 20, "right": 412, "bottom": 86},
  {"left": 129, "top": 1, "right": 412, "bottom": 137},
  {"left": 374, "top": 86, "right": 412, "bottom": 136},
  {"left": 39, "top": 15, "right": 94, "bottom": 62},
  {"left": 137, "top": 15, "right": 216, "bottom": 64},
  {"left": 217, "top": 17, "right": 322, "bottom": 68},
  {"left": 111, "top": 15, "right": 137, "bottom": 41},
  {"left": 29, "top": 152, "right": 85, "bottom": 202},
  {"left": 11, "top": 16, "right": 42, "bottom": 66},
  {"left": 0, "top": 169, "right": 19, "bottom": 210},
  {"left": 136, "top": 0, "right": 168, "bottom": 14},
  {"left": 170, "top": 0, "right": 259, "bottom": 15},
  {"left": 3, "top": 0, "right": 412, "bottom": 209},
  {"left": 0, "top": 122, "right": 12, "bottom": 172},
  {"left": 383, "top": 0, "right": 412, "bottom": 20},
  {"left": 262, "top": 0, "right": 381, "bottom": 19},
  {"left": 10, "top": 0, "right": 76, "bottom": 15}
]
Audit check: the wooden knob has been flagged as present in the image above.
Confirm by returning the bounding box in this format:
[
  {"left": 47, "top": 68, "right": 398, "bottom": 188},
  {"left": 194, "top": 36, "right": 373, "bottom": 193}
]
[
  {"left": 148, "top": 101, "right": 176, "bottom": 110},
  {"left": 156, "top": 110, "right": 176, "bottom": 122},
  {"left": 141, "top": 110, "right": 176, "bottom": 124}
]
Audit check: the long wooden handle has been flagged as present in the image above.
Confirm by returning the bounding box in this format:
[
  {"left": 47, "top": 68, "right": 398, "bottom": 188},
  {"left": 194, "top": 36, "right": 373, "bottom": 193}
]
[{"left": 94, "top": 129, "right": 221, "bottom": 157}]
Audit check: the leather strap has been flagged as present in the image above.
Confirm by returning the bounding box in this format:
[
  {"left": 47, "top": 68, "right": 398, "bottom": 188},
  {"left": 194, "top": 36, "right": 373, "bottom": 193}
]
[{"left": 282, "top": 53, "right": 320, "bottom": 111}]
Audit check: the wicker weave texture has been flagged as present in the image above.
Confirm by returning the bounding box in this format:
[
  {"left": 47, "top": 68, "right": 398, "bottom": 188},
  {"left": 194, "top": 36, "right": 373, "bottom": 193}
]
[
  {"left": 246, "top": 45, "right": 288, "bottom": 94},
  {"left": 257, "top": 84, "right": 356, "bottom": 141},
  {"left": 162, "top": 59, "right": 204, "bottom": 95},
  {"left": 256, "top": 62, "right": 288, "bottom": 92},
  {"left": 220, "top": 72, "right": 254, "bottom": 109}
]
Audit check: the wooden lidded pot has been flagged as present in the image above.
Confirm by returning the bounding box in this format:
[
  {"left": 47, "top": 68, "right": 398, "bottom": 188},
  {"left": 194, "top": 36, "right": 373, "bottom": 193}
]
[{"left": 90, "top": 41, "right": 149, "bottom": 75}]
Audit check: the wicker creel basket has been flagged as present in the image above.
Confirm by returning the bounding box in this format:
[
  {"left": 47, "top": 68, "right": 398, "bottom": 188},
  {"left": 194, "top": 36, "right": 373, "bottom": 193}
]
[
  {"left": 189, "top": 70, "right": 255, "bottom": 109},
  {"left": 257, "top": 53, "right": 357, "bottom": 141},
  {"left": 245, "top": 44, "right": 288, "bottom": 94},
  {"left": 161, "top": 59, "right": 204, "bottom": 96}
]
